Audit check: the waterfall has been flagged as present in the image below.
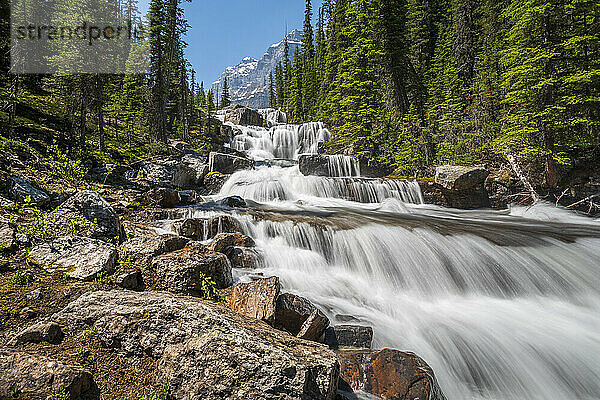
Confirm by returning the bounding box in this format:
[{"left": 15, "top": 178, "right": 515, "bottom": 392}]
[{"left": 197, "top": 120, "right": 600, "bottom": 400}]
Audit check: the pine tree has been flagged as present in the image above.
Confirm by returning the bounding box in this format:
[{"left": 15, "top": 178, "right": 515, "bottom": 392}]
[
  {"left": 269, "top": 73, "right": 276, "bottom": 108},
  {"left": 221, "top": 77, "right": 231, "bottom": 108},
  {"left": 275, "top": 63, "right": 285, "bottom": 109}
]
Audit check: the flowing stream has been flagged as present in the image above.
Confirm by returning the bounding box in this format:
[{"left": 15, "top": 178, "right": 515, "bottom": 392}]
[{"left": 194, "top": 121, "right": 600, "bottom": 400}]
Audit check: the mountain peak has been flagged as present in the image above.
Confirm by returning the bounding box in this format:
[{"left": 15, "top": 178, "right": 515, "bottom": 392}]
[{"left": 211, "top": 32, "right": 302, "bottom": 108}]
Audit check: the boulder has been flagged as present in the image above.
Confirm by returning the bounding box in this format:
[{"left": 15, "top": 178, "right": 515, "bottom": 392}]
[
  {"left": 47, "top": 190, "right": 124, "bottom": 243},
  {"left": 28, "top": 236, "right": 117, "bottom": 281},
  {"left": 140, "top": 187, "right": 181, "bottom": 208},
  {"left": 223, "top": 104, "right": 265, "bottom": 126},
  {"left": 152, "top": 247, "right": 233, "bottom": 291},
  {"left": 136, "top": 161, "right": 175, "bottom": 187},
  {"left": 337, "top": 349, "right": 446, "bottom": 400},
  {"left": 174, "top": 154, "right": 209, "bottom": 188},
  {"left": 298, "top": 154, "right": 330, "bottom": 177},
  {"left": 7, "top": 177, "right": 50, "bottom": 205},
  {"left": 203, "top": 172, "right": 230, "bottom": 194},
  {"left": 115, "top": 269, "right": 144, "bottom": 291},
  {"left": 119, "top": 234, "right": 189, "bottom": 258},
  {"left": 9, "top": 322, "right": 64, "bottom": 345},
  {"left": 209, "top": 152, "right": 254, "bottom": 175},
  {"left": 0, "top": 350, "right": 96, "bottom": 399},
  {"left": 228, "top": 276, "right": 280, "bottom": 323},
  {"left": 53, "top": 290, "right": 339, "bottom": 400},
  {"left": 207, "top": 232, "right": 255, "bottom": 253},
  {"left": 170, "top": 216, "right": 242, "bottom": 241},
  {"left": 219, "top": 195, "right": 247, "bottom": 208},
  {"left": 324, "top": 325, "right": 373, "bottom": 349},
  {"left": 274, "top": 293, "right": 329, "bottom": 337},
  {"left": 420, "top": 182, "right": 491, "bottom": 209},
  {"left": 435, "top": 165, "right": 490, "bottom": 190},
  {"left": 227, "top": 246, "right": 260, "bottom": 269}
]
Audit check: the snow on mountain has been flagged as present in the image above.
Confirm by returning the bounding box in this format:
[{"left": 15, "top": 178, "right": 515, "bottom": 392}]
[{"left": 211, "top": 30, "right": 302, "bottom": 109}]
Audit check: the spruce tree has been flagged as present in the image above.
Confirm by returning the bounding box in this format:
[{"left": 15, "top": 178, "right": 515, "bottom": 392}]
[{"left": 221, "top": 77, "right": 231, "bottom": 108}]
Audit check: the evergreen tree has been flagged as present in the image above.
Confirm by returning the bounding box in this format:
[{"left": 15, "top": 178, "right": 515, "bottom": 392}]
[
  {"left": 221, "top": 77, "right": 231, "bottom": 108},
  {"left": 269, "top": 73, "right": 276, "bottom": 108}
]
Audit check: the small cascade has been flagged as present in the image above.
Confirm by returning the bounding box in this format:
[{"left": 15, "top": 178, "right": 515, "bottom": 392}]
[
  {"left": 327, "top": 154, "right": 361, "bottom": 177},
  {"left": 230, "top": 122, "right": 330, "bottom": 160}
]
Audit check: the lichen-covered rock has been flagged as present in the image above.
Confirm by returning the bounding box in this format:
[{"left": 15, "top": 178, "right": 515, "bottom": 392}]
[
  {"left": 435, "top": 165, "right": 490, "bottom": 190},
  {"left": 115, "top": 269, "right": 144, "bottom": 290},
  {"left": 337, "top": 348, "right": 446, "bottom": 400},
  {"left": 0, "top": 216, "right": 16, "bottom": 251},
  {"left": 140, "top": 187, "right": 181, "bottom": 208},
  {"left": 52, "top": 290, "right": 339, "bottom": 400},
  {"left": 170, "top": 216, "right": 242, "bottom": 240},
  {"left": 223, "top": 104, "right": 265, "bottom": 126},
  {"left": 119, "top": 234, "right": 189, "bottom": 259},
  {"left": 28, "top": 236, "right": 117, "bottom": 281},
  {"left": 0, "top": 350, "right": 96, "bottom": 400},
  {"left": 420, "top": 182, "right": 491, "bottom": 209},
  {"left": 227, "top": 246, "right": 260, "bottom": 269},
  {"left": 209, "top": 152, "right": 254, "bottom": 175},
  {"left": 203, "top": 172, "right": 231, "bottom": 194},
  {"left": 7, "top": 177, "right": 50, "bottom": 205},
  {"left": 9, "top": 322, "right": 64, "bottom": 346},
  {"left": 228, "top": 276, "right": 281, "bottom": 323},
  {"left": 152, "top": 247, "right": 233, "bottom": 291},
  {"left": 324, "top": 325, "right": 373, "bottom": 349},
  {"left": 47, "top": 190, "right": 124, "bottom": 243}
]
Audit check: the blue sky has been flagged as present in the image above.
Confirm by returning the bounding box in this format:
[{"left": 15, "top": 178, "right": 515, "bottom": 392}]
[{"left": 181, "top": 0, "right": 323, "bottom": 85}]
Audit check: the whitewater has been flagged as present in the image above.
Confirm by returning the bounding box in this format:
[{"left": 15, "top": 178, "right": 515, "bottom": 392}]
[{"left": 188, "top": 118, "right": 600, "bottom": 400}]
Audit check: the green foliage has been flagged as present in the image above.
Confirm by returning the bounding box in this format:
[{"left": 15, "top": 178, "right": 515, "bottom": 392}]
[
  {"left": 12, "top": 270, "right": 34, "bottom": 286},
  {"left": 199, "top": 273, "right": 219, "bottom": 301},
  {"left": 139, "top": 383, "right": 170, "bottom": 400},
  {"left": 51, "top": 386, "right": 71, "bottom": 400}
]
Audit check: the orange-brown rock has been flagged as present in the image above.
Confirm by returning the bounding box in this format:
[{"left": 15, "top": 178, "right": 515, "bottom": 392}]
[
  {"left": 207, "top": 232, "right": 255, "bottom": 253},
  {"left": 297, "top": 309, "right": 329, "bottom": 341},
  {"left": 337, "top": 348, "right": 446, "bottom": 400},
  {"left": 228, "top": 276, "right": 280, "bottom": 323}
]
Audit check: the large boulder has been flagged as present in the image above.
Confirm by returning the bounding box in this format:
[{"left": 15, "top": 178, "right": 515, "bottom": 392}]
[
  {"left": 170, "top": 216, "right": 242, "bottom": 241},
  {"left": 47, "top": 190, "right": 124, "bottom": 243},
  {"left": 227, "top": 246, "right": 260, "bottom": 269},
  {"left": 209, "top": 152, "right": 254, "bottom": 175},
  {"left": 337, "top": 349, "right": 446, "bottom": 400},
  {"left": 7, "top": 177, "right": 50, "bottom": 206},
  {"left": 140, "top": 187, "right": 181, "bottom": 208},
  {"left": 435, "top": 165, "right": 490, "bottom": 190},
  {"left": 207, "top": 232, "right": 255, "bottom": 253},
  {"left": 133, "top": 156, "right": 208, "bottom": 190},
  {"left": 324, "top": 325, "right": 373, "bottom": 349},
  {"left": 174, "top": 154, "right": 209, "bottom": 188},
  {"left": 223, "top": 104, "right": 265, "bottom": 126},
  {"left": 0, "top": 350, "right": 96, "bottom": 400},
  {"left": 28, "top": 236, "right": 117, "bottom": 281},
  {"left": 52, "top": 290, "right": 339, "bottom": 400},
  {"left": 298, "top": 154, "right": 330, "bottom": 177},
  {"left": 202, "top": 172, "right": 231, "bottom": 194},
  {"left": 152, "top": 247, "right": 233, "bottom": 291},
  {"left": 420, "top": 182, "right": 491, "bottom": 209},
  {"left": 228, "top": 278, "right": 330, "bottom": 342}
]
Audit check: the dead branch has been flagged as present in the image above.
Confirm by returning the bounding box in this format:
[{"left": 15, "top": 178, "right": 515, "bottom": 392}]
[{"left": 506, "top": 153, "right": 540, "bottom": 202}]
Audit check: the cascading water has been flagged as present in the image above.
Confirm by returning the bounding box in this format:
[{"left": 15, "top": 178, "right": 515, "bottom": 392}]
[{"left": 192, "top": 118, "right": 600, "bottom": 400}]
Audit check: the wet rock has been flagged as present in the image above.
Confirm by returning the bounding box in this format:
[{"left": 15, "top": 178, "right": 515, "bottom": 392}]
[
  {"left": 337, "top": 348, "right": 446, "bottom": 400},
  {"left": 47, "top": 190, "right": 124, "bottom": 243},
  {"left": 0, "top": 350, "right": 96, "bottom": 399},
  {"left": 28, "top": 236, "right": 117, "bottom": 281},
  {"left": 119, "top": 234, "right": 189, "bottom": 259},
  {"left": 10, "top": 322, "right": 64, "bottom": 345},
  {"left": 178, "top": 189, "right": 202, "bottom": 205},
  {"left": 227, "top": 246, "right": 260, "bottom": 268},
  {"left": 298, "top": 154, "right": 330, "bottom": 177},
  {"left": 219, "top": 195, "right": 247, "bottom": 208},
  {"left": 203, "top": 172, "right": 231, "bottom": 194},
  {"left": 435, "top": 165, "right": 490, "bottom": 190},
  {"left": 223, "top": 104, "right": 265, "bottom": 126},
  {"left": 209, "top": 152, "right": 254, "bottom": 175},
  {"left": 141, "top": 187, "right": 181, "bottom": 208},
  {"left": 420, "top": 182, "right": 491, "bottom": 209},
  {"left": 275, "top": 293, "right": 330, "bottom": 338},
  {"left": 207, "top": 232, "right": 255, "bottom": 253},
  {"left": 7, "top": 177, "right": 50, "bottom": 205},
  {"left": 170, "top": 216, "right": 242, "bottom": 240},
  {"left": 115, "top": 269, "right": 144, "bottom": 291},
  {"left": 53, "top": 290, "right": 339, "bottom": 400},
  {"left": 152, "top": 247, "right": 233, "bottom": 292},
  {"left": 324, "top": 325, "right": 373, "bottom": 349},
  {"left": 228, "top": 276, "right": 280, "bottom": 323},
  {"left": 297, "top": 309, "right": 330, "bottom": 342},
  {"left": 334, "top": 314, "right": 361, "bottom": 324}
]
